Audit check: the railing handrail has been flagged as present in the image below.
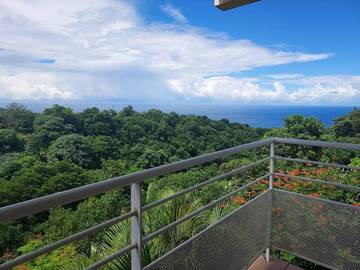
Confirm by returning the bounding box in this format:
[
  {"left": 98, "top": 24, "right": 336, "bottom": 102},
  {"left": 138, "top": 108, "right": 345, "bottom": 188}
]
[
  {"left": 272, "top": 137, "right": 360, "bottom": 150},
  {"left": 0, "top": 138, "right": 272, "bottom": 224},
  {"left": 2, "top": 137, "right": 359, "bottom": 224}
]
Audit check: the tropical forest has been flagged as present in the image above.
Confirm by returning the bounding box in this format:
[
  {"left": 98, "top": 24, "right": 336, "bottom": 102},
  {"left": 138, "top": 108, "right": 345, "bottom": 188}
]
[{"left": 0, "top": 103, "right": 359, "bottom": 270}]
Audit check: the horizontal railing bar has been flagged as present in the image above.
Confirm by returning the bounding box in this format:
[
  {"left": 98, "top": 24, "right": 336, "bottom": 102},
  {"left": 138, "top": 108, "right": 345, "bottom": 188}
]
[
  {"left": 274, "top": 173, "right": 360, "bottom": 191},
  {"left": 275, "top": 156, "right": 360, "bottom": 171},
  {"left": 85, "top": 244, "right": 136, "bottom": 270},
  {"left": 274, "top": 189, "right": 360, "bottom": 210},
  {"left": 142, "top": 157, "right": 270, "bottom": 211},
  {"left": 272, "top": 137, "right": 360, "bottom": 151},
  {"left": 143, "top": 174, "right": 269, "bottom": 244},
  {"left": 0, "top": 211, "right": 136, "bottom": 270},
  {"left": 0, "top": 138, "right": 271, "bottom": 224},
  {"left": 143, "top": 190, "right": 270, "bottom": 270}
]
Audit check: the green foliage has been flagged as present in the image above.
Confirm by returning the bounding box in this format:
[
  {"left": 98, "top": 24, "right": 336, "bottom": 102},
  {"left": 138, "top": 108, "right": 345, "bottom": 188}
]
[
  {"left": 96, "top": 221, "right": 151, "bottom": 270},
  {"left": 0, "top": 103, "right": 264, "bottom": 258},
  {"left": 0, "top": 103, "right": 34, "bottom": 132},
  {"left": 144, "top": 184, "right": 205, "bottom": 258},
  {"left": 284, "top": 115, "right": 324, "bottom": 139},
  {"left": 43, "top": 104, "right": 82, "bottom": 132},
  {"left": 62, "top": 185, "right": 204, "bottom": 270},
  {"left": 0, "top": 222, "right": 26, "bottom": 260},
  {"left": 0, "top": 153, "right": 35, "bottom": 180},
  {"left": 320, "top": 135, "right": 360, "bottom": 164},
  {"left": 0, "top": 161, "right": 90, "bottom": 207},
  {"left": 265, "top": 114, "right": 324, "bottom": 140},
  {"left": 47, "top": 134, "right": 94, "bottom": 167},
  {"left": 264, "top": 115, "right": 326, "bottom": 160},
  {"left": 27, "top": 114, "right": 74, "bottom": 152},
  {"left": 333, "top": 108, "right": 360, "bottom": 137},
  {"left": 80, "top": 108, "right": 117, "bottom": 136},
  {"left": 0, "top": 129, "right": 22, "bottom": 154},
  {"left": 1, "top": 103, "right": 359, "bottom": 269},
  {"left": 15, "top": 239, "right": 77, "bottom": 270},
  {"left": 350, "top": 157, "right": 360, "bottom": 167},
  {"left": 61, "top": 221, "right": 151, "bottom": 270},
  {"left": 86, "top": 136, "right": 119, "bottom": 163},
  {"left": 101, "top": 159, "right": 139, "bottom": 178},
  {"left": 42, "top": 189, "right": 128, "bottom": 252}
]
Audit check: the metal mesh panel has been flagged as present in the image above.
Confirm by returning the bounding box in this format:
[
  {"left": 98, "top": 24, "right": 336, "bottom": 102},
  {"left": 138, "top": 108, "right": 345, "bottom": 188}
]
[
  {"left": 271, "top": 189, "right": 360, "bottom": 270},
  {"left": 144, "top": 191, "right": 270, "bottom": 270}
]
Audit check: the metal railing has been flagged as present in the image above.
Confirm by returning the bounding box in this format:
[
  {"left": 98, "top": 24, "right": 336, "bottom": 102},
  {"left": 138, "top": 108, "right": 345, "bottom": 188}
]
[{"left": 0, "top": 137, "right": 359, "bottom": 270}]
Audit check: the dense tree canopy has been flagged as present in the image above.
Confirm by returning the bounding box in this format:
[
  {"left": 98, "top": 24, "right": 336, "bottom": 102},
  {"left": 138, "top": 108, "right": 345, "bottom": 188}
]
[
  {"left": 333, "top": 108, "right": 360, "bottom": 137},
  {"left": 0, "top": 129, "right": 22, "bottom": 153},
  {"left": 43, "top": 104, "right": 82, "bottom": 132},
  {"left": 264, "top": 115, "right": 324, "bottom": 140},
  {"left": 0, "top": 104, "right": 265, "bottom": 258},
  {"left": 47, "top": 134, "right": 94, "bottom": 167},
  {"left": 0, "top": 103, "right": 34, "bottom": 132},
  {"left": 0, "top": 104, "right": 358, "bottom": 269},
  {"left": 27, "top": 114, "right": 74, "bottom": 152}
]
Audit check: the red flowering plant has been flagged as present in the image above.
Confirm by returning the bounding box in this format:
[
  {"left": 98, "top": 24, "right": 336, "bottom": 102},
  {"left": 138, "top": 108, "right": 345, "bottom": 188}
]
[
  {"left": 274, "top": 159, "right": 360, "bottom": 206},
  {"left": 230, "top": 195, "right": 247, "bottom": 205}
]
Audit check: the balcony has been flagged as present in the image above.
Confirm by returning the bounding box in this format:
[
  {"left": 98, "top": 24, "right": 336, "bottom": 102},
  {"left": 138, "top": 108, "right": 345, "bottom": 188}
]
[{"left": 0, "top": 137, "right": 359, "bottom": 270}]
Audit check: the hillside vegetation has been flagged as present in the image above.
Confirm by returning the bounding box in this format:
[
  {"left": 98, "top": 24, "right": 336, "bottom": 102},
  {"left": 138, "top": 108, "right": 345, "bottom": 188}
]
[{"left": 0, "top": 103, "right": 359, "bottom": 269}]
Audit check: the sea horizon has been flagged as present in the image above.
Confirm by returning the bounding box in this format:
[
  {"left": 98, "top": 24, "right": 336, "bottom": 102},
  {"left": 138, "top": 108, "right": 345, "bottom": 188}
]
[{"left": 0, "top": 101, "right": 355, "bottom": 129}]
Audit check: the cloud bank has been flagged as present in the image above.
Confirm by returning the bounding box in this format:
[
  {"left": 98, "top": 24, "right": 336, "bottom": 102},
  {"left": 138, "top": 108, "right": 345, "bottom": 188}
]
[{"left": 0, "top": 0, "right": 358, "bottom": 104}]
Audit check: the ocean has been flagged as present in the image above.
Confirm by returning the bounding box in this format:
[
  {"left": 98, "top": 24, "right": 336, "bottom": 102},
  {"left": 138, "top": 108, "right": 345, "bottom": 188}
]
[{"left": 0, "top": 101, "right": 355, "bottom": 128}]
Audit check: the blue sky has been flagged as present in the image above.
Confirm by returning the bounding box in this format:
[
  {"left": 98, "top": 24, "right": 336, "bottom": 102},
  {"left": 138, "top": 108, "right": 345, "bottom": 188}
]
[
  {"left": 146, "top": 0, "right": 360, "bottom": 76},
  {"left": 0, "top": 0, "right": 359, "bottom": 105}
]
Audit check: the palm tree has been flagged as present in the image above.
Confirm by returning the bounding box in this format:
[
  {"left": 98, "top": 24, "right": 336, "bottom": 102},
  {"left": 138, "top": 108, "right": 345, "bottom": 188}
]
[
  {"left": 60, "top": 246, "right": 102, "bottom": 270},
  {"left": 144, "top": 183, "right": 205, "bottom": 258},
  {"left": 99, "top": 220, "right": 152, "bottom": 270},
  {"left": 62, "top": 183, "right": 207, "bottom": 270}
]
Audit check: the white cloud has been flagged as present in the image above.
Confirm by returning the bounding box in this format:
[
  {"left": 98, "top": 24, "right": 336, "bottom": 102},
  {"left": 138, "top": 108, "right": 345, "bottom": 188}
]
[
  {"left": 265, "top": 73, "right": 304, "bottom": 79},
  {"left": 0, "top": 0, "right": 356, "bottom": 104},
  {"left": 168, "top": 75, "right": 360, "bottom": 104},
  {"left": 160, "top": 4, "right": 188, "bottom": 23},
  {"left": 0, "top": 70, "right": 76, "bottom": 100},
  {"left": 287, "top": 75, "right": 360, "bottom": 103},
  {"left": 0, "top": 0, "right": 138, "bottom": 35}
]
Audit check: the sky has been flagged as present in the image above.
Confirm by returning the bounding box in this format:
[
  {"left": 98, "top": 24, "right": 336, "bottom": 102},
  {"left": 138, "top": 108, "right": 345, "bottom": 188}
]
[{"left": 0, "top": 0, "right": 359, "bottom": 105}]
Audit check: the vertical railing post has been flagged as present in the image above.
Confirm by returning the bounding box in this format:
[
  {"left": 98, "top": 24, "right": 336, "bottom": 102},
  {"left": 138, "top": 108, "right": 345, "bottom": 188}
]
[
  {"left": 266, "top": 141, "right": 275, "bottom": 263},
  {"left": 269, "top": 141, "right": 275, "bottom": 190},
  {"left": 131, "top": 183, "right": 142, "bottom": 270}
]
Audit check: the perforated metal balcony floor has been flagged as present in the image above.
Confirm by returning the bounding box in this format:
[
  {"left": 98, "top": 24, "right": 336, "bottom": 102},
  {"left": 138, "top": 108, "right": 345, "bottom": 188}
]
[{"left": 248, "top": 256, "right": 304, "bottom": 270}]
